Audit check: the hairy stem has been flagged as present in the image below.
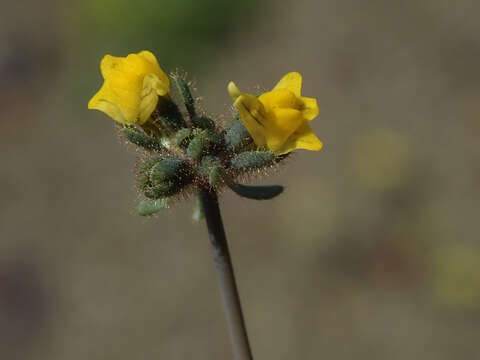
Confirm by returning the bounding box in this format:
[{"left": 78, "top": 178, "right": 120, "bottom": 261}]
[{"left": 200, "top": 190, "right": 253, "bottom": 360}]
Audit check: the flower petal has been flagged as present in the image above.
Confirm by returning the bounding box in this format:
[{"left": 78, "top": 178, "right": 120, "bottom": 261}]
[
  {"left": 272, "top": 72, "right": 302, "bottom": 97},
  {"left": 101, "top": 75, "right": 142, "bottom": 123},
  {"left": 233, "top": 94, "right": 267, "bottom": 147},
  {"left": 301, "top": 96, "right": 319, "bottom": 121},
  {"left": 100, "top": 55, "right": 123, "bottom": 78},
  {"left": 137, "top": 50, "right": 160, "bottom": 67},
  {"left": 227, "top": 81, "right": 242, "bottom": 100},
  {"left": 259, "top": 89, "right": 302, "bottom": 112},
  {"left": 88, "top": 83, "right": 128, "bottom": 124},
  {"left": 137, "top": 51, "right": 170, "bottom": 94},
  {"left": 276, "top": 123, "right": 323, "bottom": 154},
  {"left": 264, "top": 108, "right": 304, "bottom": 152},
  {"left": 138, "top": 73, "right": 164, "bottom": 123}
]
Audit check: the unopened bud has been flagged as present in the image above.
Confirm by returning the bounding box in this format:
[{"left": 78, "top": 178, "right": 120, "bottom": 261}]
[
  {"left": 186, "top": 129, "right": 222, "bottom": 160},
  {"left": 122, "top": 126, "right": 163, "bottom": 151},
  {"left": 171, "top": 74, "right": 197, "bottom": 121},
  {"left": 137, "top": 198, "right": 168, "bottom": 216},
  {"left": 173, "top": 128, "right": 193, "bottom": 148},
  {"left": 139, "top": 157, "right": 193, "bottom": 199},
  {"left": 193, "top": 116, "right": 215, "bottom": 130},
  {"left": 199, "top": 156, "right": 226, "bottom": 187},
  {"left": 224, "top": 117, "right": 251, "bottom": 150},
  {"left": 230, "top": 151, "right": 276, "bottom": 171},
  {"left": 155, "top": 97, "right": 187, "bottom": 131}
]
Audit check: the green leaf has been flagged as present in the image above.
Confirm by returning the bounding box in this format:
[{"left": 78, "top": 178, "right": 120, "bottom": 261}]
[{"left": 228, "top": 183, "right": 284, "bottom": 200}]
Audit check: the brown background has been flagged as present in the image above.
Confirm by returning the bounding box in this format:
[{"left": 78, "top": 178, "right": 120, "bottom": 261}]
[{"left": 1, "top": 0, "right": 479, "bottom": 359}]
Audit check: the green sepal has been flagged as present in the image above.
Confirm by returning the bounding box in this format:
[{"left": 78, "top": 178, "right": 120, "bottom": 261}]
[
  {"left": 186, "top": 135, "right": 205, "bottom": 160},
  {"left": 139, "top": 157, "right": 193, "bottom": 199},
  {"left": 228, "top": 183, "right": 284, "bottom": 200},
  {"left": 192, "top": 196, "right": 204, "bottom": 222},
  {"left": 209, "top": 166, "right": 226, "bottom": 187},
  {"left": 137, "top": 198, "right": 168, "bottom": 216},
  {"left": 199, "top": 156, "right": 225, "bottom": 187},
  {"left": 171, "top": 74, "right": 196, "bottom": 121},
  {"left": 224, "top": 117, "right": 251, "bottom": 150},
  {"left": 155, "top": 97, "right": 187, "bottom": 131},
  {"left": 230, "top": 151, "right": 276, "bottom": 171},
  {"left": 138, "top": 156, "right": 161, "bottom": 189},
  {"left": 122, "top": 126, "right": 163, "bottom": 151},
  {"left": 186, "top": 129, "right": 223, "bottom": 160},
  {"left": 138, "top": 156, "right": 161, "bottom": 173},
  {"left": 150, "top": 158, "right": 192, "bottom": 184},
  {"left": 203, "top": 129, "right": 223, "bottom": 145},
  {"left": 144, "top": 180, "right": 184, "bottom": 198},
  {"left": 173, "top": 128, "right": 193, "bottom": 148},
  {"left": 193, "top": 116, "right": 215, "bottom": 130}
]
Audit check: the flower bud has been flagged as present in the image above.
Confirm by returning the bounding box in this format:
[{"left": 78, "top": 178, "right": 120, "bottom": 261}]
[
  {"left": 199, "top": 156, "right": 226, "bottom": 188},
  {"left": 193, "top": 116, "right": 215, "bottom": 130},
  {"left": 122, "top": 126, "right": 163, "bottom": 151},
  {"left": 171, "top": 74, "right": 197, "bottom": 121},
  {"left": 137, "top": 198, "right": 168, "bottom": 216},
  {"left": 155, "top": 97, "right": 187, "bottom": 132},
  {"left": 230, "top": 151, "right": 276, "bottom": 171},
  {"left": 186, "top": 129, "right": 222, "bottom": 160},
  {"left": 224, "top": 116, "right": 252, "bottom": 150},
  {"left": 173, "top": 128, "right": 193, "bottom": 148},
  {"left": 192, "top": 196, "right": 205, "bottom": 222},
  {"left": 150, "top": 158, "right": 191, "bottom": 185},
  {"left": 139, "top": 157, "right": 193, "bottom": 199}
]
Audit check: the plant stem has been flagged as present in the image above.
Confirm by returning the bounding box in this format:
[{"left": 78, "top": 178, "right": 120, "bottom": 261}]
[{"left": 200, "top": 190, "right": 253, "bottom": 360}]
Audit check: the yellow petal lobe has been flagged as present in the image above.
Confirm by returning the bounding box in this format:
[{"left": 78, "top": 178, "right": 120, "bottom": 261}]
[
  {"left": 277, "top": 123, "right": 323, "bottom": 155},
  {"left": 228, "top": 81, "right": 243, "bottom": 100},
  {"left": 272, "top": 72, "right": 302, "bottom": 96},
  {"left": 264, "top": 108, "right": 304, "bottom": 152},
  {"left": 300, "top": 96, "right": 319, "bottom": 121},
  {"left": 88, "top": 83, "right": 127, "bottom": 124},
  {"left": 233, "top": 95, "right": 267, "bottom": 147},
  {"left": 100, "top": 55, "right": 123, "bottom": 78},
  {"left": 259, "top": 89, "right": 302, "bottom": 112}
]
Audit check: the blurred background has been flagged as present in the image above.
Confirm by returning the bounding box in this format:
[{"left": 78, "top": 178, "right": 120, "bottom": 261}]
[{"left": 1, "top": 0, "right": 479, "bottom": 359}]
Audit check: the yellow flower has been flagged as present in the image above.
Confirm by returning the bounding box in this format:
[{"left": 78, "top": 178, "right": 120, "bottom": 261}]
[
  {"left": 228, "top": 72, "right": 322, "bottom": 154},
  {"left": 88, "top": 50, "right": 170, "bottom": 125}
]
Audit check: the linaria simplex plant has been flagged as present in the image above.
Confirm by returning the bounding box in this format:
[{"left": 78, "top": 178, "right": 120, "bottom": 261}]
[{"left": 88, "top": 50, "right": 323, "bottom": 360}]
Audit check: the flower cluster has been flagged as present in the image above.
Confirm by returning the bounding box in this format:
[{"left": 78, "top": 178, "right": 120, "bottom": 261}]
[{"left": 88, "top": 51, "right": 323, "bottom": 216}]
